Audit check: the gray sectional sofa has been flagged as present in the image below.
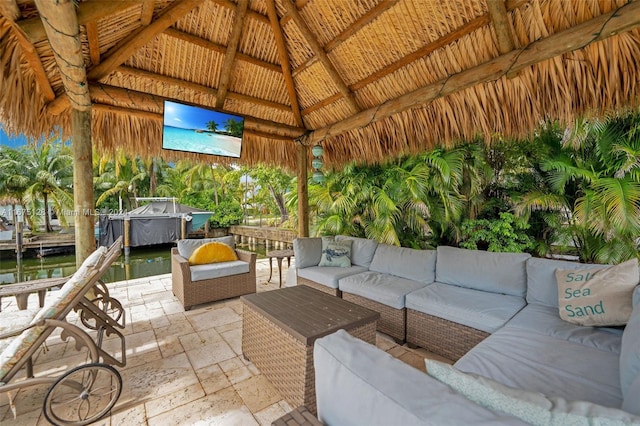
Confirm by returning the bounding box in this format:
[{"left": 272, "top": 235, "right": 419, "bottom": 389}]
[{"left": 292, "top": 236, "right": 640, "bottom": 424}]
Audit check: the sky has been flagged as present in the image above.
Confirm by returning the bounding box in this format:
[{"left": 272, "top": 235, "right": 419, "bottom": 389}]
[
  {"left": 0, "top": 125, "right": 29, "bottom": 148},
  {"left": 163, "top": 101, "right": 243, "bottom": 131}
]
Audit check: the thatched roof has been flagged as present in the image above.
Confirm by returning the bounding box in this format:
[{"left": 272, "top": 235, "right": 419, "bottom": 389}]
[{"left": 0, "top": 0, "right": 639, "bottom": 170}]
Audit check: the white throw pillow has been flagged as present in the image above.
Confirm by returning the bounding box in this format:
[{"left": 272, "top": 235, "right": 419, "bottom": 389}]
[
  {"left": 426, "top": 359, "right": 640, "bottom": 425},
  {"left": 555, "top": 259, "right": 639, "bottom": 326},
  {"left": 318, "top": 238, "right": 352, "bottom": 268}
]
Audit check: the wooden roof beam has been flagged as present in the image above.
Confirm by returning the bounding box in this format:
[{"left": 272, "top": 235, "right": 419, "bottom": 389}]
[
  {"left": 86, "top": 21, "right": 101, "bottom": 66},
  {"left": 116, "top": 66, "right": 292, "bottom": 112},
  {"left": 1, "top": 3, "right": 56, "bottom": 102},
  {"left": 34, "top": 0, "right": 90, "bottom": 111},
  {"left": 282, "top": 0, "right": 360, "bottom": 113},
  {"left": 305, "top": 1, "right": 640, "bottom": 145},
  {"left": 486, "top": 0, "right": 516, "bottom": 54},
  {"left": 18, "top": 1, "right": 143, "bottom": 44},
  {"left": 87, "top": 0, "right": 203, "bottom": 82},
  {"left": 210, "top": 0, "right": 269, "bottom": 25},
  {"left": 164, "top": 28, "right": 281, "bottom": 74},
  {"left": 89, "top": 84, "right": 306, "bottom": 138},
  {"left": 266, "top": 0, "right": 304, "bottom": 127},
  {"left": 215, "top": 0, "right": 248, "bottom": 109}
]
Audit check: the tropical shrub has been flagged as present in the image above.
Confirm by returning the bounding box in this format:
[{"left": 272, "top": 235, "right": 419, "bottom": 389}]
[{"left": 458, "top": 212, "right": 534, "bottom": 253}]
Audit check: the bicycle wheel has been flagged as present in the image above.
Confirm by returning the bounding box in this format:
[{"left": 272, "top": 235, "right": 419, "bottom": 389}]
[{"left": 43, "top": 363, "right": 122, "bottom": 425}]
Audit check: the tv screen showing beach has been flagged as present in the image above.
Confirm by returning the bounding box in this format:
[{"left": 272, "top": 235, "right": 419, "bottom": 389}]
[{"left": 162, "top": 100, "right": 244, "bottom": 158}]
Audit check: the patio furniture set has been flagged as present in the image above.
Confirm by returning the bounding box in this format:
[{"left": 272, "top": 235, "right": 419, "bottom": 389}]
[{"left": 293, "top": 235, "right": 640, "bottom": 424}]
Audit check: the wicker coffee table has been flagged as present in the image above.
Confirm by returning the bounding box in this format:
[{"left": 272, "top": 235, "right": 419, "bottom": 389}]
[{"left": 241, "top": 286, "right": 379, "bottom": 414}]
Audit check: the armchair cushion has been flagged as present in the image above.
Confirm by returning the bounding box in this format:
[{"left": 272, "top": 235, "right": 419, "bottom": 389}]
[
  {"left": 188, "top": 242, "right": 238, "bottom": 265},
  {"left": 189, "top": 260, "right": 250, "bottom": 282}
]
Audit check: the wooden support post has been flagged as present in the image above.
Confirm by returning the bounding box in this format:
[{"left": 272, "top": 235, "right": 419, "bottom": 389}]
[
  {"left": 72, "top": 109, "right": 96, "bottom": 266},
  {"left": 297, "top": 142, "right": 309, "bottom": 237},
  {"left": 15, "top": 221, "right": 23, "bottom": 261},
  {"left": 123, "top": 216, "right": 131, "bottom": 258},
  {"left": 181, "top": 216, "right": 187, "bottom": 239},
  {"left": 204, "top": 220, "right": 210, "bottom": 238}
]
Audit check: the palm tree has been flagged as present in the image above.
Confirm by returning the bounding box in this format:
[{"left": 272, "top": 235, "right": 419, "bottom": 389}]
[
  {"left": 224, "top": 119, "right": 243, "bottom": 137},
  {"left": 21, "top": 141, "right": 74, "bottom": 232},
  {"left": 94, "top": 149, "right": 148, "bottom": 210},
  {"left": 0, "top": 146, "right": 30, "bottom": 226},
  {"left": 206, "top": 120, "right": 218, "bottom": 133}
]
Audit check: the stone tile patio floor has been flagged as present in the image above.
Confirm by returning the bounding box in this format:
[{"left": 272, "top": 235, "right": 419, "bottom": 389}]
[{"left": 0, "top": 258, "right": 451, "bottom": 425}]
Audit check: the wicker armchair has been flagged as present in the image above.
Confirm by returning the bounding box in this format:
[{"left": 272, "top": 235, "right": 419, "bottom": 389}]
[{"left": 171, "top": 247, "right": 257, "bottom": 310}]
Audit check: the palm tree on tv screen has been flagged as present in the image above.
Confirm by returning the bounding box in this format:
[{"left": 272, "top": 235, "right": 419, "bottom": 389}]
[
  {"left": 206, "top": 120, "right": 218, "bottom": 133},
  {"left": 224, "top": 119, "right": 243, "bottom": 138}
]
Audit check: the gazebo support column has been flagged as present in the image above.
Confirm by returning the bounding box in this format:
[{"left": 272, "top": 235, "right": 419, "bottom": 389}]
[
  {"left": 72, "top": 109, "right": 96, "bottom": 266},
  {"left": 297, "top": 142, "right": 309, "bottom": 238}
]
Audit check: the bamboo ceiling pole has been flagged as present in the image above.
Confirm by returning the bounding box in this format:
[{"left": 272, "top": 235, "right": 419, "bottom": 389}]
[
  {"left": 72, "top": 109, "right": 97, "bottom": 265},
  {"left": 34, "top": 0, "right": 95, "bottom": 266}
]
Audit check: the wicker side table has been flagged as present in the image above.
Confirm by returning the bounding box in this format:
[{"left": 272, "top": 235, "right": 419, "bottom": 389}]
[
  {"left": 272, "top": 405, "right": 323, "bottom": 426},
  {"left": 241, "top": 286, "right": 379, "bottom": 415}
]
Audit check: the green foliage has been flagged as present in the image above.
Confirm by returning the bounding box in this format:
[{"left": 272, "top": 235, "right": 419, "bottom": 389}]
[
  {"left": 207, "top": 200, "right": 243, "bottom": 228},
  {"left": 459, "top": 213, "right": 534, "bottom": 253}
]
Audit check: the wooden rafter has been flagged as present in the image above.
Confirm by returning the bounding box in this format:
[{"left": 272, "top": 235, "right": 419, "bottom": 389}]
[
  {"left": 486, "top": 0, "right": 516, "bottom": 54},
  {"left": 86, "top": 21, "right": 101, "bottom": 66},
  {"left": 87, "top": 0, "right": 203, "bottom": 82},
  {"left": 2, "top": 6, "right": 56, "bottom": 102},
  {"left": 266, "top": 0, "right": 304, "bottom": 127},
  {"left": 164, "top": 28, "right": 281, "bottom": 74},
  {"left": 304, "top": 0, "right": 640, "bottom": 145},
  {"left": 215, "top": 0, "right": 248, "bottom": 109},
  {"left": 301, "top": 93, "right": 341, "bottom": 116},
  {"left": 89, "top": 84, "right": 305, "bottom": 138},
  {"left": 140, "top": 0, "right": 155, "bottom": 25},
  {"left": 34, "top": 0, "right": 90, "bottom": 110},
  {"left": 282, "top": 0, "right": 360, "bottom": 113},
  {"left": 18, "top": 1, "right": 143, "bottom": 44},
  {"left": 116, "top": 66, "right": 292, "bottom": 112}
]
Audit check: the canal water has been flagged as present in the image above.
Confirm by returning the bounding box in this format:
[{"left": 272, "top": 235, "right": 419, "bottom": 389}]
[{"left": 0, "top": 244, "right": 267, "bottom": 285}]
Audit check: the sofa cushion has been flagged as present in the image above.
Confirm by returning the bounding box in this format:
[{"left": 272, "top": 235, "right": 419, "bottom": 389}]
[
  {"left": 621, "top": 297, "right": 640, "bottom": 412},
  {"left": 455, "top": 326, "right": 623, "bottom": 408},
  {"left": 314, "top": 330, "right": 527, "bottom": 425},
  {"left": 436, "top": 246, "right": 530, "bottom": 297},
  {"left": 406, "top": 282, "right": 525, "bottom": 333},
  {"left": 335, "top": 235, "right": 378, "bottom": 268},
  {"left": 319, "top": 239, "right": 352, "bottom": 268},
  {"left": 526, "top": 257, "right": 607, "bottom": 308},
  {"left": 293, "top": 237, "right": 322, "bottom": 268},
  {"left": 339, "top": 271, "right": 429, "bottom": 309},
  {"left": 177, "top": 236, "right": 235, "bottom": 259},
  {"left": 505, "top": 304, "right": 622, "bottom": 353},
  {"left": 556, "top": 259, "right": 639, "bottom": 327},
  {"left": 297, "top": 265, "right": 367, "bottom": 289},
  {"left": 189, "top": 260, "right": 249, "bottom": 281},
  {"left": 188, "top": 242, "right": 238, "bottom": 265},
  {"left": 428, "top": 359, "right": 640, "bottom": 426},
  {"left": 369, "top": 244, "right": 436, "bottom": 283}
]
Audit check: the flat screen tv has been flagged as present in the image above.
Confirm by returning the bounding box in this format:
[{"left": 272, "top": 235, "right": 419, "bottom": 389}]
[{"left": 162, "top": 100, "right": 244, "bottom": 158}]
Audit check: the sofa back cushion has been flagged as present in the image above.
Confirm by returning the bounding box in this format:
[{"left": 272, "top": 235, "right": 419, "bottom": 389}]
[
  {"left": 436, "top": 246, "right": 530, "bottom": 297},
  {"left": 335, "top": 235, "right": 378, "bottom": 268},
  {"left": 369, "top": 244, "right": 436, "bottom": 283},
  {"left": 293, "top": 237, "right": 322, "bottom": 268},
  {"left": 177, "top": 236, "right": 235, "bottom": 259},
  {"left": 526, "top": 257, "right": 607, "bottom": 308}
]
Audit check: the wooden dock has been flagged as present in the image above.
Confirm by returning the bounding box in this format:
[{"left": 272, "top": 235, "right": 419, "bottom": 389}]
[{"left": 0, "top": 233, "right": 76, "bottom": 255}]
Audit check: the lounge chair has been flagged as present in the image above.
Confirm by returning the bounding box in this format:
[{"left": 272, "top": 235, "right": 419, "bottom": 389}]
[{"left": 0, "top": 237, "right": 125, "bottom": 425}]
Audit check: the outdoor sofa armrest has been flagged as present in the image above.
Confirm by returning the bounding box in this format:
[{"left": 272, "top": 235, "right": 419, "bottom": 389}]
[{"left": 235, "top": 249, "right": 257, "bottom": 271}]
